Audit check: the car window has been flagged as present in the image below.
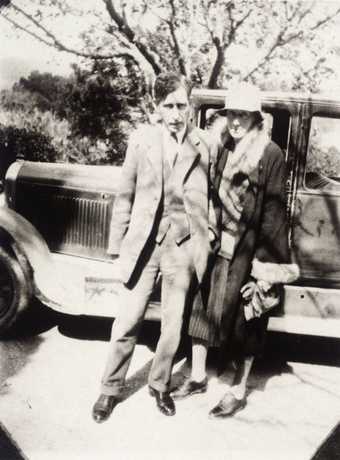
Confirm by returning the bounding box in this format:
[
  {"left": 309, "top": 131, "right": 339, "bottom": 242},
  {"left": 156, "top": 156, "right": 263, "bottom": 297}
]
[
  {"left": 305, "top": 116, "right": 340, "bottom": 191},
  {"left": 199, "top": 104, "right": 290, "bottom": 155},
  {"left": 202, "top": 108, "right": 273, "bottom": 137}
]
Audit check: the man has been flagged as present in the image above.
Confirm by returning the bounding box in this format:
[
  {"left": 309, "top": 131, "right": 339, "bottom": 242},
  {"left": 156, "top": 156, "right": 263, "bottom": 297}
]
[{"left": 92, "top": 72, "right": 216, "bottom": 422}]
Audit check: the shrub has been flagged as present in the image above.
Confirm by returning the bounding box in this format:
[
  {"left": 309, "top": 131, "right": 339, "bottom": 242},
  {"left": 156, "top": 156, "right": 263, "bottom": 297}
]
[{"left": 0, "top": 124, "right": 58, "bottom": 180}]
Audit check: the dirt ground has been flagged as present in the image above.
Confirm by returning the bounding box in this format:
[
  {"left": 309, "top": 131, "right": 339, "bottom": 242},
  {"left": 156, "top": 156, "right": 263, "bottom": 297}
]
[{"left": 0, "top": 301, "right": 340, "bottom": 460}]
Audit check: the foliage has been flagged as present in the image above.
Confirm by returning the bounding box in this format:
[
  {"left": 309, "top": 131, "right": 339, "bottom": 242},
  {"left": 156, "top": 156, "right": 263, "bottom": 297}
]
[
  {"left": 62, "top": 62, "right": 145, "bottom": 164},
  {"left": 0, "top": 124, "right": 58, "bottom": 169},
  {"left": 1, "top": 1, "right": 340, "bottom": 167},
  {"left": 0, "top": 106, "right": 69, "bottom": 157},
  {"left": 307, "top": 117, "right": 340, "bottom": 177},
  {"left": 13, "top": 71, "right": 69, "bottom": 117},
  {"left": 1, "top": 0, "right": 340, "bottom": 92},
  {"left": 0, "top": 62, "right": 147, "bottom": 165},
  {"left": 0, "top": 104, "right": 128, "bottom": 166},
  {"left": 308, "top": 144, "right": 340, "bottom": 179}
]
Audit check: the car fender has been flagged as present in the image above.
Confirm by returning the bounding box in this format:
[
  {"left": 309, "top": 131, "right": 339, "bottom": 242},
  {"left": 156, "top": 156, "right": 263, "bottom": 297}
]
[{"left": 0, "top": 206, "right": 84, "bottom": 314}]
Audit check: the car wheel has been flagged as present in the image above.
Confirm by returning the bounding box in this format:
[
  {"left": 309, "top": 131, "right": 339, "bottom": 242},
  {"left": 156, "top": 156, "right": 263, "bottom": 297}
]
[{"left": 0, "top": 247, "right": 32, "bottom": 335}]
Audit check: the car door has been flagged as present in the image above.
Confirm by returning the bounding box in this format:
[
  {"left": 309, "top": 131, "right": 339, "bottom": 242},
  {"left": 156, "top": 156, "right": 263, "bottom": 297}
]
[
  {"left": 286, "top": 100, "right": 340, "bottom": 329},
  {"left": 292, "top": 102, "right": 340, "bottom": 288}
]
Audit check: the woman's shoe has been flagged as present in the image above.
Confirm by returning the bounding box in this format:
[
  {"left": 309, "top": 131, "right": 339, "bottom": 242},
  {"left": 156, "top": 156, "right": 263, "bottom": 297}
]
[
  {"left": 209, "top": 392, "right": 246, "bottom": 418},
  {"left": 171, "top": 377, "right": 208, "bottom": 399}
]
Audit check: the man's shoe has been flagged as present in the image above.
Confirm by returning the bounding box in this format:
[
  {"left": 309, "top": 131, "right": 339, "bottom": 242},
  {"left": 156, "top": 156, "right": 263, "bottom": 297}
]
[
  {"left": 149, "top": 386, "right": 176, "bottom": 416},
  {"left": 92, "top": 394, "right": 119, "bottom": 423},
  {"left": 171, "top": 377, "right": 208, "bottom": 400},
  {"left": 209, "top": 392, "right": 246, "bottom": 419}
]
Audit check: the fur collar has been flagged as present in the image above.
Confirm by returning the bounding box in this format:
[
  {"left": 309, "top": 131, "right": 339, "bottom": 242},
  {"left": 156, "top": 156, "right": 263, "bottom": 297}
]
[
  {"left": 211, "top": 118, "right": 270, "bottom": 178},
  {"left": 251, "top": 259, "right": 300, "bottom": 284}
]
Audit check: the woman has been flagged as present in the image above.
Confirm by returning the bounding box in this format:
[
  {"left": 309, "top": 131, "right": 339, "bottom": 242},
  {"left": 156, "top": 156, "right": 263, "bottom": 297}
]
[{"left": 172, "top": 82, "right": 299, "bottom": 418}]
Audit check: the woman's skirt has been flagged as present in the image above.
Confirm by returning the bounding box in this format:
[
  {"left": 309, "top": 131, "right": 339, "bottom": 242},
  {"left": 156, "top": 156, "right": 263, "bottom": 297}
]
[{"left": 188, "top": 255, "right": 268, "bottom": 358}]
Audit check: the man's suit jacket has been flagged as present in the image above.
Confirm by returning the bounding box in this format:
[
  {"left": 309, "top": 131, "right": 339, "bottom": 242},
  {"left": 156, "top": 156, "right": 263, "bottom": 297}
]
[{"left": 107, "top": 123, "right": 217, "bottom": 284}]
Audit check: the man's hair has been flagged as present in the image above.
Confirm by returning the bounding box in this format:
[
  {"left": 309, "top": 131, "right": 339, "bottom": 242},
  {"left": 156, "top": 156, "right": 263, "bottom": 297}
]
[{"left": 153, "top": 72, "right": 192, "bottom": 105}]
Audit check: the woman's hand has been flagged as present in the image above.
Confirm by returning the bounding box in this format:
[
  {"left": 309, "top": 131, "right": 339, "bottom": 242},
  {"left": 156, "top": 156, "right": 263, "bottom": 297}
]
[
  {"left": 242, "top": 280, "right": 280, "bottom": 320},
  {"left": 240, "top": 281, "right": 256, "bottom": 301}
]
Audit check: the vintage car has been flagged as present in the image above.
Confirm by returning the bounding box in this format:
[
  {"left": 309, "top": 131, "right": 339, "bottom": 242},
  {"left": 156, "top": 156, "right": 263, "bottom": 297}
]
[{"left": 1, "top": 88, "right": 340, "bottom": 338}]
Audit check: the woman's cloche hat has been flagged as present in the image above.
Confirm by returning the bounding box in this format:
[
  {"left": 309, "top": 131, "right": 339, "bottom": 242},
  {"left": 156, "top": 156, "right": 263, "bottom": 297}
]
[{"left": 218, "top": 82, "right": 263, "bottom": 116}]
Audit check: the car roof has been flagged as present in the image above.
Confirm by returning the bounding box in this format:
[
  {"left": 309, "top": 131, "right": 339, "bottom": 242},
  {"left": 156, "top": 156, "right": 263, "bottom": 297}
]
[{"left": 192, "top": 88, "right": 340, "bottom": 109}]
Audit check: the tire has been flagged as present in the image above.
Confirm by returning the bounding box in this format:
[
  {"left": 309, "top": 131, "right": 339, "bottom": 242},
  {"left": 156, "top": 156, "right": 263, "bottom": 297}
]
[{"left": 0, "top": 247, "right": 32, "bottom": 335}]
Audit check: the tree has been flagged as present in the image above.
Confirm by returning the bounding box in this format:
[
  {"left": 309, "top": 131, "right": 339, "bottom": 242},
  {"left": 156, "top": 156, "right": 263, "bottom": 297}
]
[
  {"left": 1, "top": 0, "right": 340, "bottom": 91},
  {"left": 1, "top": 71, "right": 69, "bottom": 117},
  {"left": 63, "top": 61, "right": 145, "bottom": 164},
  {"left": 0, "top": 0, "right": 10, "bottom": 9},
  {"left": 0, "top": 124, "right": 58, "bottom": 169},
  {"left": 0, "top": 63, "right": 145, "bottom": 165}
]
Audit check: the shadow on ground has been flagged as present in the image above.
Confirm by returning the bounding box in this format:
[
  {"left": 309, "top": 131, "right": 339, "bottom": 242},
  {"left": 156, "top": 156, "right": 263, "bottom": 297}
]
[
  {"left": 5, "top": 295, "right": 193, "bottom": 354},
  {"left": 264, "top": 331, "right": 340, "bottom": 368},
  {"left": 0, "top": 422, "right": 26, "bottom": 460},
  {"left": 2, "top": 298, "right": 59, "bottom": 340},
  {"left": 311, "top": 423, "right": 340, "bottom": 460},
  {"left": 4, "top": 299, "right": 340, "bottom": 391},
  {"left": 0, "top": 299, "right": 52, "bottom": 391}
]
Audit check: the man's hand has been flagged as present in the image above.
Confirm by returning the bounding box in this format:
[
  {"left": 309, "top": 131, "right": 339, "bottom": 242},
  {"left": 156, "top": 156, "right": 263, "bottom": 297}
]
[
  {"left": 108, "top": 254, "right": 119, "bottom": 262},
  {"left": 209, "top": 228, "right": 216, "bottom": 243}
]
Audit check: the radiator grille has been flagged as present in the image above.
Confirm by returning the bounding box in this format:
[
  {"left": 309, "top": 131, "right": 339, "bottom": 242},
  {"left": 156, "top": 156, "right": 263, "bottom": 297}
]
[
  {"left": 15, "top": 184, "right": 114, "bottom": 260},
  {"left": 56, "top": 195, "right": 110, "bottom": 250}
]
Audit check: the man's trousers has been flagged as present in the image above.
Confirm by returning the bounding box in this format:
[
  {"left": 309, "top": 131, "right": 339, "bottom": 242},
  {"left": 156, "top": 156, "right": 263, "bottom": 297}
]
[{"left": 100, "top": 228, "right": 196, "bottom": 395}]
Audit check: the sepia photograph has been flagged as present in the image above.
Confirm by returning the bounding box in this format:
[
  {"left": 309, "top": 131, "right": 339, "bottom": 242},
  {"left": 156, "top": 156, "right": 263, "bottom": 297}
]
[{"left": 0, "top": 1, "right": 340, "bottom": 459}]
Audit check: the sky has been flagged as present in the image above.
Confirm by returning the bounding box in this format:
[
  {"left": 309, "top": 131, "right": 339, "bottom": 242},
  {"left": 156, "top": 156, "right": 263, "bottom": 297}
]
[
  {"left": 0, "top": 47, "right": 76, "bottom": 90},
  {"left": 0, "top": 2, "right": 89, "bottom": 89},
  {"left": 0, "top": 0, "right": 155, "bottom": 90}
]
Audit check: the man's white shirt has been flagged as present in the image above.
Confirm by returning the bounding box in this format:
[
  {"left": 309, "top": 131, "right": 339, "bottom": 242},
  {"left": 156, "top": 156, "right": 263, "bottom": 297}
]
[{"left": 161, "top": 126, "right": 186, "bottom": 168}]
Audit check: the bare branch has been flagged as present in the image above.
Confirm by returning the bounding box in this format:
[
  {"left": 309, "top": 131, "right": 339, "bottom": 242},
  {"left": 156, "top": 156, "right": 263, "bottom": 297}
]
[
  {"left": 102, "top": 0, "right": 161, "bottom": 73},
  {"left": 168, "top": 0, "right": 187, "bottom": 75},
  {"left": 207, "top": 37, "right": 225, "bottom": 88},
  {"left": 0, "top": 0, "right": 11, "bottom": 10},
  {"left": 145, "top": 4, "right": 169, "bottom": 24},
  {"left": 222, "top": 1, "right": 252, "bottom": 48},
  {"left": 295, "top": 6, "right": 311, "bottom": 26},
  {"left": 199, "top": 0, "right": 215, "bottom": 41},
  {"left": 120, "top": 0, "right": 128, "bottom": 24},
  {"left": 244, "top": 20, "right": 308, "bottom": 80},
  {"left": 283, "top": 0, "right": 289, "bottom": 21},
  {"left": 225, "top": 1, "right": 234, "bottom": 44},
  {"left": 311, "top": 6, "right": 340, "bottom": 30},
  {"left": 284, "top": 1, "right": 340, "bottom": 33},
  {"left": 194, "top": 66, "right": 204, "bottom": 85},
  {"left": 3, "top": 0, "right": 339, "bottom": 91},
  {"left": 2, "top": 14, "right": 53, "bottom": 48},
  {"left": 199, "top": 0, "right": 230, "bottom": 88},
  {"left": 183, "top": 0, "right": 196, "bottom": 74},
  {"left": 300, "top": 56, "right": 326, "bottom": 79},
  {"left": 103, "top": 0, "right": 132, "bottom": 37},
  {"left": 147, "top": 1, "right": 188, "bottom": 75},
  {"left": 284, "top": 1, "right": 304, "bottom": 23},
  {"left": 243, "top": 31, "right": 285, "bottom": 79},
  {"left": 288, "top": 53, "right": 330, "bottom": 91},
  {"left": 5, "top": 2, "right": 116, "bottom": 60},
  {"left": 234, "top": 9, "right": 252, "bottom": 30}
]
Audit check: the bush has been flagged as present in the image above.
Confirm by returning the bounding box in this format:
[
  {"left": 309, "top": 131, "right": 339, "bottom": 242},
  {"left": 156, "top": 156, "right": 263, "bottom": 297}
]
[
  {"left": 0, "top": 124, "right": 58, "bottom": 180},
  {"left": 0, "top": 63, "right": 147, "bottom": 166},
  {"left": 0, "top": 109, "right": 126, "bottom": 166}
]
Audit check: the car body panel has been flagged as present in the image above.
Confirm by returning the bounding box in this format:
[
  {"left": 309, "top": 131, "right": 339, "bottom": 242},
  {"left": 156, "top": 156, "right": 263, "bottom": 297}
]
[
  {"left": 3, "top": 89, "right": 340, "bottom": 336},
  {"left": 0, "top": 204, "right": 85, "bottom": 314}
]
